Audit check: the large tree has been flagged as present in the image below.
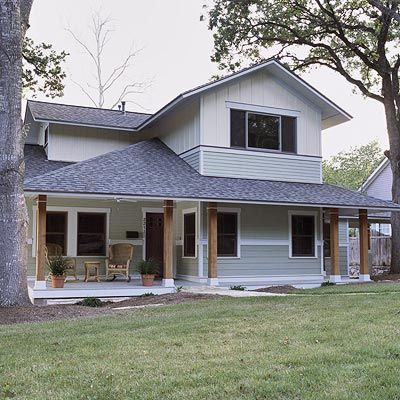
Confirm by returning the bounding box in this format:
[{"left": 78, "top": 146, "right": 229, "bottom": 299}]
[
  {"left": 323, "top": 140, "right": 384, "bottom": 190},
  {"left": 207, "top": 0, "right": 400, "bottom": 273},
  {"left": 0, "top": 0, "right": 34, "bottom": 306}
]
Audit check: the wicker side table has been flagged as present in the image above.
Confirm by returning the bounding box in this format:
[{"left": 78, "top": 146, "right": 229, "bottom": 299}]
[{"left": 84, "top": 261, "right": 101, "bottom": 282}]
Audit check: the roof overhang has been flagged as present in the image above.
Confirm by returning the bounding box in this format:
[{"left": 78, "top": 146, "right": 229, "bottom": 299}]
[
  {"left": 359, "top": 158, "right": 390, "bottom": 192},
  {"left": 138, "top": 59, "right": 352, "bottom": 130}
]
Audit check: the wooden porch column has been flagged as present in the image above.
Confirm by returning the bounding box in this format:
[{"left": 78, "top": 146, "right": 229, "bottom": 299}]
[
  {"left": 162, "top": 200, "right": 174, "bottom": 287},
  {"left": 359, "top": 209, "right": 371, "bottom": 281},
  {"left": 329, "top": 208, "right": 341, "bottom": 283},
  {"left": 207, "top": 202, "right": 218, "bottom": 285},
  {"left": 35, "top": 195, "right": 47, "bottom": 289}
]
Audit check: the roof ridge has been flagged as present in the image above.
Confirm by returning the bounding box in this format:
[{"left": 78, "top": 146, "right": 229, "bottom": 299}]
[{"left": 27, "top": 99, "right": 152, "bottom": 116}]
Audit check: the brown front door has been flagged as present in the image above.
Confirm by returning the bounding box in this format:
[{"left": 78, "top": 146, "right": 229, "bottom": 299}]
[{"left": 145, "top": 213, "right": 164, "bottom": 277}]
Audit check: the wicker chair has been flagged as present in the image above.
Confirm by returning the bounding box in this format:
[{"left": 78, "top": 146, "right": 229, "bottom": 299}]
[
  {"left": 45, "top": 243, "right": 78, "bottom": 281},
  {"left": 105, "top": 244, "right": 133, "bottom": 282}
]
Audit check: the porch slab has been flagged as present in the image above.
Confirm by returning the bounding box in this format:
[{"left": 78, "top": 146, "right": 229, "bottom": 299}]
[{"left": 28, "top": 278, "right": 176, "bottom": 300}]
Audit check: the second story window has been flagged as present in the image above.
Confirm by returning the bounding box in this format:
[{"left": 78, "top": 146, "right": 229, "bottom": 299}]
[{"left": 230, "top": 109, "right": 297, "bottom": 153}]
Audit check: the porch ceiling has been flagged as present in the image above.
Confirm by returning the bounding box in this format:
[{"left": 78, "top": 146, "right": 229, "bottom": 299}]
[{"left": 24, "top": 139, "right": 400, "bottom": 212}]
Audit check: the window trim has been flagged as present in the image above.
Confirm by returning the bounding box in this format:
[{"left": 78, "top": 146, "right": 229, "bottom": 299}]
[
  {"left": 182, "top": 208, "right": 198, "bottom": 259},
  {"left": 228, "top": 102, "right": 299, "bottom": 154},
  {"left": 288, "top": 210, "right": 318, "bottom": 259},
  {"left": 217, "top": 207, "right": 241, "bottom": 259},
  {"left": 32, "top": 205, "right": 110, "bottom": 258}
]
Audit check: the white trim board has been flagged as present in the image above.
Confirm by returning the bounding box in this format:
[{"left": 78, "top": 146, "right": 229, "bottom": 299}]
[{"left": 182, "top": 207, "right": 198, "bottom": 259}]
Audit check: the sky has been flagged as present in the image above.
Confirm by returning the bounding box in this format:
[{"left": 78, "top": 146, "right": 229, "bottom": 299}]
[{"left": 27, "top": 0, "right": 389, "bottom": 159}]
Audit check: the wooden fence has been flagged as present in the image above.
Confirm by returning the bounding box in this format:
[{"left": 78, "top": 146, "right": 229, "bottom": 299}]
[{"left": 349, "top": 236, "right": 391, "bottom": 266}]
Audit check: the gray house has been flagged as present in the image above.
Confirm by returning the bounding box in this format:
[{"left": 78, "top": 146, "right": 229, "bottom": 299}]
[{"left": 23, "top": 59, "right": 399, "bottom": 301}]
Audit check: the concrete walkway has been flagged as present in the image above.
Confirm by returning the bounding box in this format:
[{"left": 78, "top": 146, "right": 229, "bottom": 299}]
[{"left": 182, "top": 285, "right": 286, "bottom": 297}]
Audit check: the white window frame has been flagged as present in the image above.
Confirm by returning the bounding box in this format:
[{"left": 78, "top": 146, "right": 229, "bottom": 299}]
[
  {"left": 32, "top": 205, "right": 110, "bottom": 258},
  {"left": 216, "top": 207, "right": 241, "bottom": 259},
  {"left": 288, "top": 210, "right": 318, "bottom": 259},
  {"left": 182, "top": 207, "right": 198, "bottom": 259}
]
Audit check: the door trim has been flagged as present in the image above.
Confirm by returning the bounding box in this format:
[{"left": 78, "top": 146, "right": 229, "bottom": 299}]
[{"left": 142, "top": 207, "right": 164, "bottom": 261}]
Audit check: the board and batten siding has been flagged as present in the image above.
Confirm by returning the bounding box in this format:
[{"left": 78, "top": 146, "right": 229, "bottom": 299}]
[
  {"left": 200, "top": 69, "right": 322, "bottom": 156},
  {"left": 153, "top": 99, "right": 201, "bottom": 155},
  {"left": 201, "top": 147, "right": 322, "bottom": 183},
  {"left": 365, "top": 162, "right": 392, "bottom": 201},
  {"left": 47, "top": 124, "right": 145, "bottom": 162}
]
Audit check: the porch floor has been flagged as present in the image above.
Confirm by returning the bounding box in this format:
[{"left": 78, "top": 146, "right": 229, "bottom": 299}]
[{"left": 28, "top": 277, "right": 177, "bottom": 301}]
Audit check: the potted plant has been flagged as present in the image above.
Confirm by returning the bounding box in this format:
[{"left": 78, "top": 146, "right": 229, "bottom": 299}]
[
  {"left": 138, "top": 259, "right": 159, "bottom": 286},
  {"left": 48, "top": 255, "right": 68, "bottom": 288}
]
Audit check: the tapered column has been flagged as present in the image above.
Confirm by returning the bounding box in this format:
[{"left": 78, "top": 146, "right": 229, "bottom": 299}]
[
  {"left": 35, "top": 195, "right": 47, "bottom": 289},
  {"left": 207, "top": 202, "right": 218, "bottom": 285},
  {"left": 359, "top": 209, "right": 371, "bottom": 281},
  {"left": 329, "top": 208, "right": 341, "bottom": 283},
  {"left": 162, "top": 200, "right": 174, "bottom": 287}
]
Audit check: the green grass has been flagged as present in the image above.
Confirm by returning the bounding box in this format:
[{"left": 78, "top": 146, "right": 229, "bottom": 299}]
[
  {"left": 294, "top": 282, "right": 400, "bottom": 295},
  {"left": 2, "top": 288, "right": 400, "bottom": 399}
]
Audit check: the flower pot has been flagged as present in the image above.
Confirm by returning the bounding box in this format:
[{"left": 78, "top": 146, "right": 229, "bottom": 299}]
[
  {"left": 141, "top": 274, "right": 155, "bottom": 286},
  {"left": 51, "top": 275, "right": 65, "bottom": 288}
]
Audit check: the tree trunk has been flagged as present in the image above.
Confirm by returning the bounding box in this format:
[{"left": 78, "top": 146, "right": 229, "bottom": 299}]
[
  {"left": 0, "top": 0, "right": 33, "bottom": 306},
  {"left": 382, "top": 78, "right": 400, "bottom": 274}
]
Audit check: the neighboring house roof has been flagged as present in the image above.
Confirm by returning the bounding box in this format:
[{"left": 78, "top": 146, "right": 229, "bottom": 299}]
[
  {"left": 359, "top": 158, "right": 390, "bottom": 192},
  {"left": 24, "top": 144, "right": 73, "bottom": 181},
  {"left": 26, "top": 59, "right": 351, "bottom": 132},
  {"left": 24, "top": 139, "right": 399, "bottom": 211},
  {"left": 27, "top": 100, "right": 152, "bottom": 131}
]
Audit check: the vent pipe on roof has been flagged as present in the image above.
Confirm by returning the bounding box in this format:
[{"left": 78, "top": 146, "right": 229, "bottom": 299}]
[{"left": 121, "top": 101, "right": 126, "bottom": 115}]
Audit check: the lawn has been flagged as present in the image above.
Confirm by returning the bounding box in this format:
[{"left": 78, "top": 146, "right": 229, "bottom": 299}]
[{"left": 1, "top": 287, "right": 400, "bottom": 399}]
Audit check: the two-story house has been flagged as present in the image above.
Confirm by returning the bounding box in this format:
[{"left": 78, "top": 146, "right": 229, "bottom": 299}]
[{"left": 23, "top": 59, "right": 399, "bottom": 302}]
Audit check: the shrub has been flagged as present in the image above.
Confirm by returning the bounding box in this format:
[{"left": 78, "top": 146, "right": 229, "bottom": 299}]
[
  {"left": 137, "top": 259, "right": 159, "bottom": 275},
  {"left": 230, "top": 285, "right": 246, "bottom": 291},
  {"left": 321, "top": 281, "right": 336, "bottom": 287},
  {"left": 141, "top": 292, "right": 154, "bottom": 297},
  {"left": 78, "top": 297, "right": 103, "bottom": 307},
  {"left": 48, "top": 255, "right": 68, "bottom": 276}
]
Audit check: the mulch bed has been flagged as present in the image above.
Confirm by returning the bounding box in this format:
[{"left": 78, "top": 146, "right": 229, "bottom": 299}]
[
  {"left": 253, "top": 285, "right": 297, "bottom": 294},
  {"left": 373, "top": 274, "right": 400, "bottom": 282},
  {"left": 0, "top": 292, "right": 218, "bottom": 326}
]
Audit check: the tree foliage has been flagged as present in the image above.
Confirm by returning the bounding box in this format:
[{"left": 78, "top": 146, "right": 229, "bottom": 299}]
[
  {"left": 22, "top": 37, "right": 68, "bottom": 98},
  {"left": 323, "top": 140, "right": 384, "bottom": 190},
  {"left": 207, "top": 0, "right": 400, "bottom": 273}
]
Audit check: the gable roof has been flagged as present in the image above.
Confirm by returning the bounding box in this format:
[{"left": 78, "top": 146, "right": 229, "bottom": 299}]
[
  {"left": 26, "top": 59, "right": 351, "bottom": 132},
  {"left": 24, "top": 139, "right": 399, "bottom": 211},
  {"left": 359, "top": 158, "right": 390, "bottom": 192},
  {"left": 139, "top": 59, "right": 352, "bottom": 130},
  {"left": 27, "top": 100, "right": 151, "bottom": 131},
  {"left": 24, "top": 144, "right": 73, "bottom": 181}
]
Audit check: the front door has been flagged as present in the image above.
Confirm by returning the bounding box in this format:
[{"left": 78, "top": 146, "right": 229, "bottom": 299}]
[{"left": 145, "top": 213, "right": 164, "bottom": 276}]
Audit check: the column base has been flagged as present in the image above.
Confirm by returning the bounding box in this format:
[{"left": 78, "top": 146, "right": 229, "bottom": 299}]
[
  {"left": 207, "top": 278, "right": 219, "bottom": 286},
  {"left": 162, "top": 278, "right": 175, "bottom": 287},
  {"left": 329, "top": 275, "right": 342, "bottom": 283},
  {"left": 358, "top": 274, "right": 371, "bottom": 282},
  {"left": 34, "top": 280, "right": 47, "bottom": 290}
]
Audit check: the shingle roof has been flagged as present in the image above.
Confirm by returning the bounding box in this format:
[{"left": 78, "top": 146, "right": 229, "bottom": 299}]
[
  {"left": 27, "top": 100, "right": 151, "bottom": 130},
  {"left": 24, "top": 145, "right": 73, "bottom": 181},
  {"left": 23, "top": 139, "right": 400, "bottom": 211}
]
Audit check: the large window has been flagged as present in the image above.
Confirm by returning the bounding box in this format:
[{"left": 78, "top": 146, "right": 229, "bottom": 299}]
[
  {"left": 46, "top": 212, "right": 67, "bottom": 255},
  {"left": 230, "top": 109, "right": 296, "bottom": 153},
  {"left": 217, "top": 212, "right": 238, "bottom": 257},
  {"left": 291, "top": 214, "right": 316, "bottom": 257},
  {"left": 183, "top": 212, "right": 196, "bottom": 257},
  {"left": 77, "top": 213, "right": 106, "bottom": 256}
]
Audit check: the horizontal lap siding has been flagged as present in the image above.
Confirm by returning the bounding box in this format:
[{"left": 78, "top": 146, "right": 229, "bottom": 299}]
[
  {"left": 203, "top": 246, "right": 321, "bottom": 277},
  {"left": 181, "top": 149, "right": 200, "bottom": 172},
  {"left": 202, "top": 150, "right": 321, "bottom": 183},
  {"left": 26, "top": 197, "right": 164, "bottom": 276}
]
